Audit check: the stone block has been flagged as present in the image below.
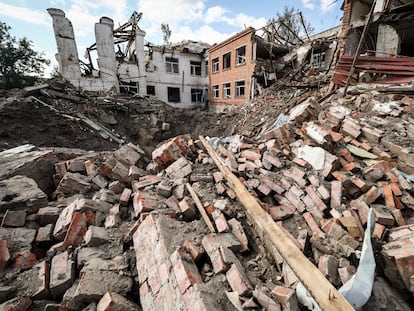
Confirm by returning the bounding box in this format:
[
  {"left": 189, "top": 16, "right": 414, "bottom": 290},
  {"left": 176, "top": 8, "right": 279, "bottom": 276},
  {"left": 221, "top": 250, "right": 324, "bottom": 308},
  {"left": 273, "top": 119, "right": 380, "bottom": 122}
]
[
  {"left": 37, "top": 207, "right": 61, "bottom": 226},
  {"left": 119, "top": 188, "right": 132, "bottom": 206},
  {"left": 2, "top": 210, "right": 26, "bottom": 227},
  {"left": 0, "top": 175, "right": 48, "bottom": 213},
  {"left": 113, "top": 144, "right": 141, "bottom": 167},
  {"left": 16, "top": 261, "right": 50, "bottom": 300},
  {"left": 56, "top": 172, "right": 93, "bottom": 195},
  {"left": 35, "top": 224, "right": 54, "bottom": 245},
  {"left": 84, "top": 226, "right": 109, "bottom": 247},
  {"left": 0, "top": 227, "right": 36, "bottom": 254},
  {"left": 97, "top": 292, "right": 140, "bottom": 311},
  {"left": 165, "top": 157, "right": 192, "bottom": 179},
  {"left": 50, "top": 250, "right": 75, "bottom": 297}
]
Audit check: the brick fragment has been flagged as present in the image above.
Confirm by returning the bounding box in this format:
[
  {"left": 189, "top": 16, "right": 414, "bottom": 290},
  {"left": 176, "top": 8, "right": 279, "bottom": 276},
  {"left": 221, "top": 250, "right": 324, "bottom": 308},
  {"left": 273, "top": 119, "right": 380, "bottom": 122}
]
[
  {"left": 373, "top": 205, "right": 394, "bottom": 226},
  {"left": 35, "top": 224, "right": 54, "bottom": 245},
  {"left": 305, "top": 186, "right": 328, "bottom": 211},
  {"left": 119, "top": 188, "right": 132, "bottom": 206},
  {"left": 50, "top": 250, "right": 75, "bottom": 297},
  {"left": 179, "top": 197, "right": 197, "bottom": 221},
  {"left": 253, "top": 288, "right": 281, "bottom": 310},
  {"left": 303, "top": 212, "right": 323, "bottom": 238},
  {"left": 272, "top": 285, "right": 298, "bottom": 309},
  {"left": 362, "top": 186, "right": 382, "bottom": 205},
  {"left": 84, "top": 226, "right": 109, "bottom": 247},
  {"left": 0, "top": 240, "right": 10, "bottom": 271},
  {"left": 284, "top": 191, "right": 305, "bottom": 213},
  {"left": 228, "top": 218, "right": 249, "bottom": 252},
  {"left": 183, "top": 240, "right": 204, "bottom": 262},
  {"left": 330, "top": 181, "right": 342, "bottom": 210},
  {"left": 212, "top": 209, "right": 229, "bottom": 233},
  {"left": 14, "top": 250, "right": 37, "bottom": 270},
  {"left": 226, "top": 263, "right": 252, "bottom": 296},
  {"left": 373, "top": 223, "right": 386, "bottom": 239},
  {"left": 165, "top": 157, "right": 192, "bottom": 178},
  {"left": 62, "top": 212, "right": 87, "bottom": 248},
  {"left": 0, "top": 297, "right": 32, "bottom": 311},
  {"left": 170, "top": 249, "right": 202, "bottom": 294},
  {"left": 383, "top": 184, "right": 395, "bottom": 208},
  {"left": 2, "top": 210, "right": 26, "bottom": 227},
  {"left": 97, "top": 291, "right": 140, "bottom": 311}
]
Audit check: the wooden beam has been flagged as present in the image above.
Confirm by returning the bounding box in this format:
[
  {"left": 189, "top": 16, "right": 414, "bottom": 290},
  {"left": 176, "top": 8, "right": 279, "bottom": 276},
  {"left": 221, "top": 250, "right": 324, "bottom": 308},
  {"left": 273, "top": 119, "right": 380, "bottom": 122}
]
[
  {"left": 199, "top": 136, "right": 355, "bottom": 311},
  {"left": 186, "top": 183, "right": 216, "bottom": 234}
]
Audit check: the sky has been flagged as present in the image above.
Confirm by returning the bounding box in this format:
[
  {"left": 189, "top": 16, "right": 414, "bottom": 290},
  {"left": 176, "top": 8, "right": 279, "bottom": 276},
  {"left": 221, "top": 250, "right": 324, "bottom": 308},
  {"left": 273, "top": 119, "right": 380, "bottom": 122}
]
[{"left": 0, "top": 0, "right": 343, "bottom": 77}]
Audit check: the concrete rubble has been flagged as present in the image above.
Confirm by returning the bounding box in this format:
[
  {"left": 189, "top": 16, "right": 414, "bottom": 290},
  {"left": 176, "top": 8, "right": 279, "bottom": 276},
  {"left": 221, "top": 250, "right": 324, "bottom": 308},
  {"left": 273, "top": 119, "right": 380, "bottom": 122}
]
[{"left": 1, "top": 78, "right": 414, "bottom": 311}]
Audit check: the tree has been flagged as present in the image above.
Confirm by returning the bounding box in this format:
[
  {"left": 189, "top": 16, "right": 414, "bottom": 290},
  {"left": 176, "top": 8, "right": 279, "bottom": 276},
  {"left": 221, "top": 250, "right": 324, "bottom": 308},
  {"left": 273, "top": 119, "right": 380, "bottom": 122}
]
[
  {"left": 0, "top": 21, "right": 50, "bottom": 89},
  {"left": 264, "top": 7, "right": 315, "bottom": 46},
  {"left": 161, "top": 23, "right": 172, "bottom": 46}
]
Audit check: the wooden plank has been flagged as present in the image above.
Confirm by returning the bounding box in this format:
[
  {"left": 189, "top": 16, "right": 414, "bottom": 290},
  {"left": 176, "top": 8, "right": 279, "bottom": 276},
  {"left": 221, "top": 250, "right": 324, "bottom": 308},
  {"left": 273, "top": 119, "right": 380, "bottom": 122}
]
[
  {"left": 186, "top": 183, "right": 216, "bottom": 233},
  {"left": 200, "top": 136, "right": 355, "bottom": 311}
]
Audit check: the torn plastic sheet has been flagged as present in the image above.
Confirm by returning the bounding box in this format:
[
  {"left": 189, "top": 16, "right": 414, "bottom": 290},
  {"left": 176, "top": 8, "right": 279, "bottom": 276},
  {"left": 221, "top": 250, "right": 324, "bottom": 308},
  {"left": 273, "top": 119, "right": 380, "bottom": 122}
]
[
  {"left": 296, "top": 208, "right": 376, "bottom": 310},
  {"left": 207, "top": 135, "right": 241, "bottom": 149}
]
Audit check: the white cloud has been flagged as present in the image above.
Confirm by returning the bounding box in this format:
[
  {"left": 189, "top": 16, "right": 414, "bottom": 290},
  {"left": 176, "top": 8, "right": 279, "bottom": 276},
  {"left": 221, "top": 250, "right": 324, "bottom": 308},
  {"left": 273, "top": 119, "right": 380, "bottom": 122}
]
[
  {"left": 320, "top": 0, "right": 336, "bottom": 12},
  {"left": 138, "top": 0, "right": 205, "bottom": 27},
  {"left": 171, "top": 25, "right": 233, "bottom": 45},
  {"left": 204, "top": 6, "right": 228, "bottom": 24},
  {"left": 226, "top": 13, "right": 267, "bottom": 29},
  {"left": 301, "top": 0, "right": 315, "bottom": 10},
  {"left": 0, "top": 3, "right": 50, "bottom": 26}
]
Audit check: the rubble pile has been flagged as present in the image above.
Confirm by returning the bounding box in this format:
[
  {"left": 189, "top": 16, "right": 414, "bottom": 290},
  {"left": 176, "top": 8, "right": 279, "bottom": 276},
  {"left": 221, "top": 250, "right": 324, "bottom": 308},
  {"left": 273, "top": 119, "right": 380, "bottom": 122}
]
[
  {"left": 0, "top": 80, "right": 233, "bottom": 153},
  {"left": 1, "top": 77, "right": 414, "bottom": 310}
]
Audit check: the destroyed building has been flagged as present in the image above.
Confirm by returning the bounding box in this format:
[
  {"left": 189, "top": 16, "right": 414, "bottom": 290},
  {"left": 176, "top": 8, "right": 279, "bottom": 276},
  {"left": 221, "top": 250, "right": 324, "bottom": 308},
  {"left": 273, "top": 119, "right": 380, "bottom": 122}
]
[
  {"left": 333, "top": 0, "right": 414, "bottom": 85},
  {"left": 48, "top": 9, "right": 209, "bottom": 109},
  {"left": 208, "top": 27, "right": 289, "bottom": 109}
]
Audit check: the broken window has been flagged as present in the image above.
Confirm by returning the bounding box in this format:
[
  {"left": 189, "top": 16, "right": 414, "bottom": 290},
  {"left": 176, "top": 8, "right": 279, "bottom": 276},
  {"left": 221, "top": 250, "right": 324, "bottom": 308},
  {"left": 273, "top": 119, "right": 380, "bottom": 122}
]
[
  {"left": 167, "top": 87, "right": 180, "bottom": 103},
  {"left": 212, "top": 85, "right": 219, "bottom": 98},
  {"left": 311, "top": 52, "right": 326, "bottom": 71},
  {"left": 147, "top": 85, "right": 155, "bottom": 96},
  {"left": 166, "top": 57, "right": 179, "bottom": 74},
  {"left": 212, "top": 57, "right": 219, "bottom": 73},
  {"left": 223, "top": 82, "right": 231, "bottom": 98},
  {"left": 191, "top": 89, "right": 203, "bottom": 103},
  {"left": 235, "top": 80, "right": 245, "bottom": 97},
  {"left": 223, "top": 52, "right": 231, "bottom": 70},
  {"left": 236, "top": 46, "right": 246, "bottom": 65},
  {"left": 119, "top": 81, "right": 139, "bottom": 94},
  {"left": 190, "top": 61, "right": 202, "bottom": 76}
]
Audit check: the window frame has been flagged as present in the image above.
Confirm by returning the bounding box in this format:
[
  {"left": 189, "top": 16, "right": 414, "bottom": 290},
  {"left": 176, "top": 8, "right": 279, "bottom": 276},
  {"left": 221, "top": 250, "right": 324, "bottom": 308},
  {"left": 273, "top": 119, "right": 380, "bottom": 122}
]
[
  {"left": 190, "top": 61, "right": 202, "bottom": 76},
  {"left": 222, "top": 52, "right": 231, "bottom": 70},
  {"left": 212, "top": 85, "right": 219, "bottom": 99},
  {"left": 236, "top": 45, "right": 246, "bottom": 65},
  {"left": 212, "top": 57, "right": 219, "bottom": 73},
  {"left": 146, "top": 85, "right": 155, "bottom": 96},
  {"left": 191, "top": 88, "right": 203, "bottom": 103},
  {"left": 167, "top": 87, "right": 181, "bottom": 103},
  {"left": 222, "top": 82, "right": 231, "bottom": 99},
  {"left": 235, "top": 80, "right": 245, "bottom": 97},
  {"left": 165, "top": 57, "right": 179, "bottom": 74}
]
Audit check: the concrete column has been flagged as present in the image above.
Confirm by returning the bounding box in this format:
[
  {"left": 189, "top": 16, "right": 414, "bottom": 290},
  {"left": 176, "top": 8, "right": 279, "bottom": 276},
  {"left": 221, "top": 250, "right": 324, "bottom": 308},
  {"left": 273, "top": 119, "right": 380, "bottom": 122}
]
[
  {"left": 47, "top": 8, "right": 81, "bottom": 81},
  {"left": 134, "top": 29, "right": 147, "bottom": 95},
  {"left": 95, "top": 17, "right": 119, "bottom": 92},
  {"left": 376, "top": 24, "right": 400, "bottom": 57}
]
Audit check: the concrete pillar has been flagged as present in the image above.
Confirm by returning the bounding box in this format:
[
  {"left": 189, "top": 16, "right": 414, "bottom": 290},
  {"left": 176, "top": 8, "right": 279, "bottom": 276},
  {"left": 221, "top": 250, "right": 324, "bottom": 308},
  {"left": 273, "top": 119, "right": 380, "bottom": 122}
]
[
  {"left": 134, "top": 29, "right": 147, "bottom": 95},
  {"left": 95, "top": 17, "right": 119, "bottom": 92},
  {"left": 47, "top": 8, "right": 81, "bottom": 81},
  {"left": 376, "top": 24, "right": 400, "bottom": 57}
]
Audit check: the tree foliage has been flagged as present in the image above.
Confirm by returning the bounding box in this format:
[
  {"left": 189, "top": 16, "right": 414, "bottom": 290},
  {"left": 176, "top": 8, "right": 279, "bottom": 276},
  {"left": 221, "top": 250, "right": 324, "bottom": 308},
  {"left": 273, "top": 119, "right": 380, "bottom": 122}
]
[
  {"left": 161, "top": 23, "right": 172, "bottom": 46},
  {"left": 265, "top": 6, "right": 315, "bottom": 46},
  {"left": 0, "top": 21, "right": 50, "bottom": 89}
]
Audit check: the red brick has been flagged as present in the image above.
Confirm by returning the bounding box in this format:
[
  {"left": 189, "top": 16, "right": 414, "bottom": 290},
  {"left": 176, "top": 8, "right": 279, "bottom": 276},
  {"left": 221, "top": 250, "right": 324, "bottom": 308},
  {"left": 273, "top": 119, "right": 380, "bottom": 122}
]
[
  {"left": 171, "top": 249, "right": 202, "bottom": 294},
  {"left": 338, "top": 216, "right": 360, "bottom": 239},
  {"left": 97, "top": 291, "right": 139, "bottom": 311},
  {"left": 303, "top": 212, "right": 323, "bottom": 238},
  {"left": 262, "top": 151, "right": 283, "bottom": 168},
  {"left": 373, "top": 223, "right": 386, "bottom": 239},
  {"left": 332, "top": 171, "right": 347, "bottom": 181},
  {"left": 308, "top": 175, "right": 320, "bottom": 187},
  {"left": 133, "top": 190, "right": 159, "bottom": 217},
  {"left": 382, "top": 184, "right": 395, "bottom": 208},
  {"left": 362, "top": 186, "right": 382, "bottom": 205},
  {"left": 305, "top": 186, "right": 328, "bottom": 211},
  {"left": 0, "top": 240, "right": 10, "bottom": 271},
  {"left": 329, "top": 130, "right": 343, "bottom": 143},
  {"left": 35, "top": 225, "right": 53, "bottom": 244},
  {"left": 253, "top": 287, "right": 281, "bottom": 310},
  {"left": 260, "top": 175, "right": 284, "bottom": 194},
  {"left": 268, "top": 205, "right": 295, "bottom": 221},
  {"left": 183, "top": 240, "right": 204, "bottom": 262},
  {"left": 226, "top": 263, "right": 251, "bottom": 296},
  {"left": 2, "top": 210, "right": 26, "bottom": 227},
  {"left": 330, "top": 181, "right": 342, "bottom": 210},
  {"left": 0, "top": 297, "right": 32, "bottom": 311},
  {"left": 284, "top": 190, "right": 305, "bottom": 213},
  {"left": 84, "top": 160, "right": 97, "bottom": 177},
  {"left": 272, "top": 285, "right": 296, "bottom": 306},
  {"left": 212, "top": 209, "right": 229, "bottom": 233},
  {"left": 352, "top": 178, "right": 369, "bottom": 193},
  {"left": 179, "top": 197, "right": 197, "bottom": 221},
  {"left": 297, "top": 229, "right": 309, "bottom": 252},
  {"left": 14, "top": 250, "right": 37, "bottom": 270},
  {"left": 203, "top": 202, "right": 215, "bottom": 216},
  {"left": 228, "top": 218, "right": 249, "bottom": 253},
  {"left": 62, "top": 212, "right": 87, "bottom": 248},
  {"left": 257, "top": 183, "right": 272, "bottom": 196},
  {"left": 390, "top": 183, "right": 403, "bottom": 196},
  {"left": 213, "top": 171, "right": 223, "bottom": 183},
  {"left": 350, "top": 199, "right": 370, "bottom": 225},
  {"left": 391, "top": 208, "right": 406, "bottom": 226},
  {"left": 119, "top": 188, "right": 132, "bottom": 206}
]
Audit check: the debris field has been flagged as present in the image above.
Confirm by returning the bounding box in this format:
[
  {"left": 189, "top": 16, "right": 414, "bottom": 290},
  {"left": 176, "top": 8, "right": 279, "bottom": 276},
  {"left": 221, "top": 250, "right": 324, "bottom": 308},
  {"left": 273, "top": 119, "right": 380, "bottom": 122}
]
[{"left": 1, "top": 79, "right": 414, "bottom": 311}]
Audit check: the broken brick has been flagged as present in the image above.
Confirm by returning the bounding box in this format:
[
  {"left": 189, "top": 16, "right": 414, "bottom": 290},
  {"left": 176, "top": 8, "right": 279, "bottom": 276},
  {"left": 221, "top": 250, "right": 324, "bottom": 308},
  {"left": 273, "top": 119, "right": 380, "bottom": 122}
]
[
  {"left": 50, "top": 250, "right": 75, "bottom": 297},
  {"left": 170, "top": 249, "right": 202, "bottom": 294},
  {"left": 179, "top": 197, "right": 197, "bottom": 221},
  {"left": 0, "top": 240, "right": 10, "bottom": 271},
  {"left": 97, "top": 291, "right": 140, "bottom": 311},
  {"left": 226, "top": 263, "right": 252, "bottom": 296},
  {"left": 228, "top": 218, "right": 249, "bottom": 253}
]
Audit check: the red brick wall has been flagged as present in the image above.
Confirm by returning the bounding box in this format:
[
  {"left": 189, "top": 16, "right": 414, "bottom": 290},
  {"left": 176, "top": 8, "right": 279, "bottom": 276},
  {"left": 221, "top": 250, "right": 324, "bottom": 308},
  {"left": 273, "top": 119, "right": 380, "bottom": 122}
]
[
  {"left": 338, "top": 0, "right": 353, "bottom": 56},
  {"left": 208, "top": 28, "right": 256, "bottom": 107}
]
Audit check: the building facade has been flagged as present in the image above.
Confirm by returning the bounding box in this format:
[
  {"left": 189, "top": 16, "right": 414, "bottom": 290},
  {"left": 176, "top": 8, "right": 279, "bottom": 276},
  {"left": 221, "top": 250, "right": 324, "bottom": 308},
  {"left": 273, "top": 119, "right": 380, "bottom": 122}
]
[{"left": 48, "top": 9, "right": 209, "bottom": 109}]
